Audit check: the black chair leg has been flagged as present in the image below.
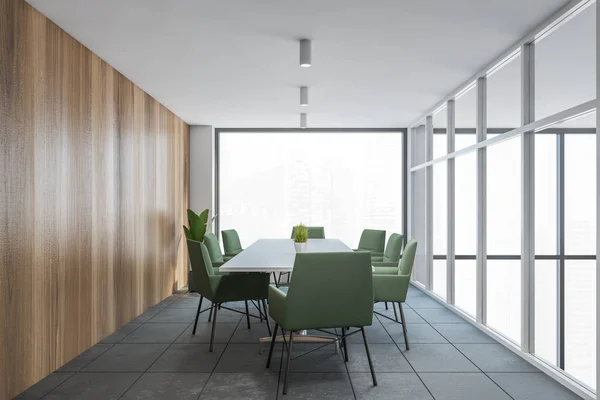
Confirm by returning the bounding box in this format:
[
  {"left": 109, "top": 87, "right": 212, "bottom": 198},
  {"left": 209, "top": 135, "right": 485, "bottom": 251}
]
[
  {"left": 258, "top": 300, "right": 263, "bottom": 322},
  {"left": 192, "top": 295, "right": 204, "bottom": 335},
  {"left": 393, "top": 302, "right": 399, "bottom": 322},
  {"left": 361, "top": 327, "right": 378, "bottom": 386},
  {"left": 341, "top": 327, "right": 349, "bottom": 362},
  {"left": 208, "top": 302, "right": 213, "bottom": 322},
  {"left": 245, "top": 300, "right": 251, "bottom": 329},
  {"left": 282, "top": 330, "right": 294, "bottom": 395},
  {"left": 209, "top": 303, "right": 219, "bottom": 352},
  {"left": 262, "top": 299, "right": 271, "bottom": 336},
  {"left": 398, "top": 302, "right": 409, "bottom": 351},
  {"left": 272, "top": 272, "right": 279, "bottom": 288},
  {"left": 385, "top": 302, "right": 388, "bottom": 310},
  {"left": 266, "top": 323, "right": 279, "bottom": 368}
]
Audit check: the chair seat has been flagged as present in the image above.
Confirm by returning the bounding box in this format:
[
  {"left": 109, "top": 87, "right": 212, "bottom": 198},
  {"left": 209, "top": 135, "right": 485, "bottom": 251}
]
[{"left": 372, "top": 266, "right": 399, "bottom": 275}]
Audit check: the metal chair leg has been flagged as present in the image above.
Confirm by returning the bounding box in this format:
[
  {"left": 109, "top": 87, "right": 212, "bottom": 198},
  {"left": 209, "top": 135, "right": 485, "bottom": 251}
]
[
  {"left": 192, "top": 295, "right": 204, "bottom": 335},
  {"left": 209, "top": 303, "right": 219, "bottom": 352},
  {"left": 272, "top": 272, "right": 279, "bottom": 288},
  {"left": 262, "top": 299, "right": 271, "bottom": 336},
  {"left": 245, "top": 300, "right": 251, "bottom": 329},
  {"left": 385, "top": 302, "right": 389, "bottom": 310},
  {"left": 208, "top": 302, "right": 214, "bottom": 322},
  {"left": 393, "top": 302, "right": 399, "bottom": 322},
  {"left": 341, "top": 327, "right": 349, "bottom": 362},
  {"left": 266, "top": 323, "right": 279, "bottom": 368},
  {"left": 282, "top": 330, "right": 294, "bottom": 395},
  {"left": 258, "top": 300, "right": 263, "bottom": 322},
  {"left": 398, "top": 302, "right": 409, "bottom": 351},
  {"left": 361, "top": 327, "right": 378, "bottom": 386}
]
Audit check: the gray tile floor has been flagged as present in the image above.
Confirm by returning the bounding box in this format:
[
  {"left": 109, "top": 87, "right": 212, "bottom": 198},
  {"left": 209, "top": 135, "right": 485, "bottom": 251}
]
[{"left": 15, "top": 286, "right": 584, "bottom": 399}]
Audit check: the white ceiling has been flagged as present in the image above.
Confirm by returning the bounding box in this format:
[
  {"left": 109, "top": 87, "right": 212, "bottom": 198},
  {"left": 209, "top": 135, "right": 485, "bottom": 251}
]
[{"left": 27, "top": 0, "right": 582, "bottom": 128}]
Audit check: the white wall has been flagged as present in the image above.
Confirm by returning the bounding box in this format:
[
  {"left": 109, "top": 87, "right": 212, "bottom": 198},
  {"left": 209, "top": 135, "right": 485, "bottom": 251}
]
[{"left": 189, "top": 125, "right": 214, "bottom": 215}]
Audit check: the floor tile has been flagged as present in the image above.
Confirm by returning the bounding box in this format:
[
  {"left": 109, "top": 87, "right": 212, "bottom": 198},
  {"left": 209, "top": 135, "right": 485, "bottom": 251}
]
[
  {"left": 121, "top": 323, "right": 189, "bottom": 344},
  {"left": 13, "top": 373, "right": 74, "bottom": 400},
  {"left": 169, "top": 296, "right": 202, "bottom": 309},
  {"left": 402, "top": 344, "right": 478, "bottom": 372},
  {"left": 120, "top": 372, "right": 209, "bottom": 400},
  {"left": 148, "top": 308, "right": 196, "bottom": 324},
  {"left": 199, "top": 373, "right": 278, "bottom": 400},
  {"left": 57, "top": 344, "right": 114, "bottom": 372},
  {"left": 346, "top": 343, "right": 413, "bottom": 373},
  {"left": 206, "top": 307, "right": 245, "bottom": 323},
  {"left": 42, "top": 372, "right": 141, "bottom": 400},
  {"left": 350, "top": 372, "right": 433, "bottom": 400},
  {"left": 376, "top": 307, "right": 427, "bottom": 324},
  {"left": 100, "top": 323, "right": 142, "bottom": 344},
  {"left": 283, "top": 373, "right": 355, "bottom": 399},
  {"left": 215, "top": 344, "right": 275, "bottom": 373},
  {"left": 229, "top": 321, "right": 273, "bottom": 343},
  {"left": 419, "top": 372, "right": 512, "bottom": 400},
  {"left": 346, "top": 322, "right": 394, "bottom": 344},
  {"left": 488, "top": 373, "right": 585, "bottom": 400},
  {"left": 455, "top": 344, "right": 539, "bottom": 372},
  {"left": 384, "top": 323, "right": 449, "bottom": 344},
  {"left": 414, "top": 308, "right": 466, "bottom": 323},
  {"left": 405, "top": 296, "right": 445, "bottom": 309},
  {"left": 131, "top": 309, "right": 162, "bottom": 323},
  {"left": 285, "top": 344, "right": 347, "bottom": 373},
  {"left": 432, "top": 323, "right": 497, "bottom": 344},
  {"left": 149, "top": 344, "right": 225, "bottom": 372},
  {"left": 83, "top": 344, "right": 169, "bottom": 372},
  {"left": 175, "top": 323, "right": 238, "bottom": 344}
]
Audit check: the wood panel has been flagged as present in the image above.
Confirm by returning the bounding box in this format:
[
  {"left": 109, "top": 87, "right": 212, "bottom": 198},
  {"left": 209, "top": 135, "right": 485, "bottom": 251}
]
[{"left": 0, "top": 1, "right": 190, "bottom": 398}]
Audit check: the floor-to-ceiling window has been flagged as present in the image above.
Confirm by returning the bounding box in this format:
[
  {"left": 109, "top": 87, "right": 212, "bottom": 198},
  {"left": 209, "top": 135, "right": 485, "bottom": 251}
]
[{"left": 218, "top": 130, "right": 404, "bottom": 248}]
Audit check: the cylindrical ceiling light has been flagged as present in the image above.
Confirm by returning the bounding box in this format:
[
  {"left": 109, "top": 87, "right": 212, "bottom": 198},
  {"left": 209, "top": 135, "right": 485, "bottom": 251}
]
[
  {"left": 300, "top": 113, "right": 307, "bottom": 129},
  {"left": 300, "top": 86, "right": 308, "bottom": 106},
  {"left": 299, "top": 39, "right": 311, "bottom": 67}
]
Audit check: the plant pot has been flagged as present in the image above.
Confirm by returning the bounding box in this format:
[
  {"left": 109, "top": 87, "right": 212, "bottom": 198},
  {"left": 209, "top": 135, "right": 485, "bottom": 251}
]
[{"left": 294, "top": 242, "right": 307, "bottom": 252}]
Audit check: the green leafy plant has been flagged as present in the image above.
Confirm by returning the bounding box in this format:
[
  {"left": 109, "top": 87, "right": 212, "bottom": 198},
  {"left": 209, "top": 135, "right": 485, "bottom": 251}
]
[
  {"left": 184, "top": 208, "right": 210, "bottom": 241},
  {"left": 293, "top": 223, "right": 308, "bottom": 243}
]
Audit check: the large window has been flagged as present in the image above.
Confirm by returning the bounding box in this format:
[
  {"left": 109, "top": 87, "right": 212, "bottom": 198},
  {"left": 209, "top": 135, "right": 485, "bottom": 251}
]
[{"left": 218, "top": 131, "right": 404, "bottom": 248}]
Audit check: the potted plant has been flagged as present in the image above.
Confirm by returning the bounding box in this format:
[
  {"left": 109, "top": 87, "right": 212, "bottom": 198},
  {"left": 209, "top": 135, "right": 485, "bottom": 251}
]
[
  {"left": 293, "top": 223, "right": 308, "bottom": 252},
  {"left": 184, "top": 208, "right": 217, "bottom": 291}
]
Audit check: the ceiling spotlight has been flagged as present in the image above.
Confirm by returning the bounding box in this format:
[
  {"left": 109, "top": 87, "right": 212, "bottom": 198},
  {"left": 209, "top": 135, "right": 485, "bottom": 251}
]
[
  {"left": 299, "top": 39, "right": 311, "bottom": 67},
  {"left": 300, "top": 113, "right": 307, "bottom": 129},
  {"left": 300, "top": 87, "right": 308, "bottom": 106}
]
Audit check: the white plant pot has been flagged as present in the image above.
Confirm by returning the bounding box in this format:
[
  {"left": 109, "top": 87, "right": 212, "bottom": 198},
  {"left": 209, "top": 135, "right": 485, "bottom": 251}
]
[{"left": 294, "top": 242, "right": 307, "bottom": 252}]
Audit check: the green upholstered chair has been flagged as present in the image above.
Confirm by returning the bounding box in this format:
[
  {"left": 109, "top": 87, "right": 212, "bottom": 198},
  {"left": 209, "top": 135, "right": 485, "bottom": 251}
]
[
  {"left": 203, "top": 233, "right": 230, "bottom": 270},
  {"left": 187, "top": 239, "right": 270, "bottom": 351},
  {"left": 267, "top": 252, "right": 377, "bottom": 394},
  {"left": 222, "top": 229, "right": 243, "bottom": 257},
  {"left": 290, "top": 226, "right": 325, "bottom": 239},
  {"left": 355, "top": 229, "right": 386, "bottom": 260},
  {"left": 373, "top": 239, "right": 417, "bottom": 350},
  {"left": 372, "top": 233, "right": 405, "bottom": 274}
]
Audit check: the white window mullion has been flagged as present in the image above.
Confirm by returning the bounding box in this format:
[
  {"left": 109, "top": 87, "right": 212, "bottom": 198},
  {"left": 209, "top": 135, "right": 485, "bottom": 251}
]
[
  {"left": 447, "top": 100, "right": 456, "bottom": 305},
  {"left": 476, "top": 77, "right": 487, "bottom": 324},
  {"left": 426, "top": 115, "right": 434, "bottom": 291}
]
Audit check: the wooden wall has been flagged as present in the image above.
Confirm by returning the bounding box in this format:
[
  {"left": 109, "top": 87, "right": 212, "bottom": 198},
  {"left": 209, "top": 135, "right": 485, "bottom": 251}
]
[{"left": 0, "top": 0, "right": 190, "bottom": 398}]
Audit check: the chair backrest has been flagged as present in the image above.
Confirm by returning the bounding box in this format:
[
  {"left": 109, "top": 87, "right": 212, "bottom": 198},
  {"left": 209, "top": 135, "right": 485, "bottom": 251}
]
[
  {"left": 186, "top": 239, "right": 215, "bottom": 297},
  {"left": 222, "top": 229, "right": 242, "bottom": 254},
  {"left": 383, "top": 233, "right": 404, "bottom": 262},
  {"left": 284, "top": 252, "right": 373, "bottom": 330},
  {"left": 357, "top": 229, "right": 386, "bottom": 255},
  {"left": 203, "top": 233, "right": 224, "bottom": 263},
  {"left": 290, "top": 226, "right": 325, "bottom": 239},
  {"left": 398, "top": 239, "right": 418, "bottom": 276}
]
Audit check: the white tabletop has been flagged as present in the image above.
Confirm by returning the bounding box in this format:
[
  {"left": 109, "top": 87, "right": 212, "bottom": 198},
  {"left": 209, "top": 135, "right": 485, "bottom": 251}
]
[{"left": 218, "top": 238, "right": 352, "bottom": 273}]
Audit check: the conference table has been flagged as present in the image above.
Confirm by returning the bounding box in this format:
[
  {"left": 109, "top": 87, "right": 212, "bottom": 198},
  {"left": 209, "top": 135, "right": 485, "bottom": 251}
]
[{"left": 219, "top": 238, "right": 353, "bottom": 345}]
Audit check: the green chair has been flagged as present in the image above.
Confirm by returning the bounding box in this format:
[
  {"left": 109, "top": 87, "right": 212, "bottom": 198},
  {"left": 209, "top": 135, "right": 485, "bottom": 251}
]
[
  {"left": 372, "top": 233, "right": 404, "bottom": 271},
  {"left": 373, "top": 239, "right": 417, "bottom": 350},
  {"left": 354, "top": 229, "right": 386, "bottom": 260},
  {"left": 203, "top": 233, "right": 230, "bottom": 270},
  {"left": 187, "top": 239, "right": 270, "bottom": 351},
  {"left": 290, "top": 226, "right": 325, "bottom": 239},
  {"left": 222, "top": 229, "right": 243, "bottom": 257},
  {"left": 267, "top": 252, "right": 377, "bottom": 394}
]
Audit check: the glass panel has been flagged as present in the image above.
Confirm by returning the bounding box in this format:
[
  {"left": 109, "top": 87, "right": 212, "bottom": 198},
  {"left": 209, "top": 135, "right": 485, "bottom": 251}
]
[
  {"left": 565, "top": 260, "right": 596, "bottom": 390},
  {"left": 535, "top": 2, "right": 596, "bottom": 122},
  {"left": 433, "top": 259, "right": 447, "bottom": 300},
  {"left": 487, "top": 135, "right": 522, "bottom": 255},
  {"left": 487, "top": 53, "right": 521, "bottom": 129},
  {"left": 455, "top": 135, "right": 477, "bottom": 255},
  {"left": 487, "top": 260, "right": 521, "bottom": 344},
  {"left": 433, "top": 106, "right": 447, "bottom": 159},
  {"left": 535, "top": 134, "right": 558, "bottom": 255},
  {"left": 454, "top": 86, "right": 476, "bottom": 151},
  {"left": 564, "top": 130, "right": 596, "bottom": 255},
  {"left": 454, "top": 260, "right": 476, "bottom": 318},
  {"left": 433, "top": 161, "right": 447, "bottom": 256},
  {"left": 219, "top": 132, "right": 403, "bottom": 247},
  {"left": 534, "top": 260, "right": 558, "bottom": 366}
]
